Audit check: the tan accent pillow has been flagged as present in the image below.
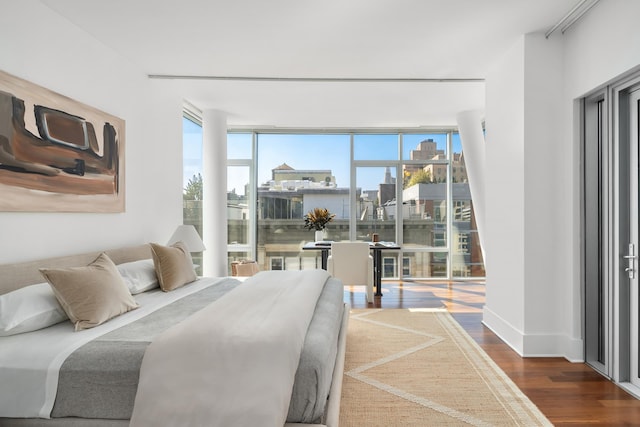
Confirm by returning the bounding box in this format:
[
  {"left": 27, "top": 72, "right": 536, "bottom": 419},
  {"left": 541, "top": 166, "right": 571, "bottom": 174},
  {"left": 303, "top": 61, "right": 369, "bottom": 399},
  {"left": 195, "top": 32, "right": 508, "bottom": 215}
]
[
  {"left": 150, "top": 242, "right": 197, "bottom": 291},
  {"left": 40, "top": 253, "right": 139, "bottom": 331}
]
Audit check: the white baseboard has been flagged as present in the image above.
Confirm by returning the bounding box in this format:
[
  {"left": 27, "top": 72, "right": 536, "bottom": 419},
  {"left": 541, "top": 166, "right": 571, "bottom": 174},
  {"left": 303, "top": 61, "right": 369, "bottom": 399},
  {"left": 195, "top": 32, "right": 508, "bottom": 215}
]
[
  {"left": 562, "top": 337, "right": 585, "bottom": 363},
  {"left": 482, "top": 306, "right": 584, "bottom": 361},
  {"left": 482, "top": 306, "right": 524, "bottom": 356}
]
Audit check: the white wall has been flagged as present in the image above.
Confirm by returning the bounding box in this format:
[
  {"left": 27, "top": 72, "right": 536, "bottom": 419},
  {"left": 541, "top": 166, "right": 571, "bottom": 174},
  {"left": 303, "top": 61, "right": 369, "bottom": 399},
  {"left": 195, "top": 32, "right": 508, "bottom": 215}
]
[
  {"left": 522, "top": 33, "right": 564, "bottom": 355},
  {"left": 484, "top": 0, "right": 640, "bottom": 360},
  {"left": 484, "top": 37, "right": 527, "bottom": 351},
  {"left": 0, "top": 1, "right": 184, "bottom": 263},
  {"left": 563, "top": 0, "right": 640, "bottom": 97}
]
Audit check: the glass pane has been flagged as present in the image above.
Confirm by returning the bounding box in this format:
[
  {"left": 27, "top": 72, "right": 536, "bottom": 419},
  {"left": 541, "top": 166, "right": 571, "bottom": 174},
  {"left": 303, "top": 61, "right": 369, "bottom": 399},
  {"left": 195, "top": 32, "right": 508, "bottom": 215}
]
[
  {"left": 183, "top": 117, "right": 203, "bottom": 191},
  {"left": 402, "top": 132, "right": 449, "bottom": 252},
  {"left": 402, "top": 168, "right": 447, "bottom": 249},
  {"left": 451, "top": 197, "right": 485, "bottom": 278},
  {"left": 354, "top": 134, "right": 398, "bottom": 160},
  {"left": 402, "top": 133, "right": 447, "bottom": 160},
  {"left": 402, "top": 251, "right": 448, "bottom": 278},
  {"left": 382, "top": 253, "right": 399, "bottom": 278},
  {"left": 270, "top": 257, "right": 283, "bottom": 270},
  {"left": 227, "top": 166, "right": 250, "bottom": 246},
  {"left": 227, "top": 133, "right": 252, "bottom": 159},
  {"left": 257, "top": 134, "right": 350, "bottom": 270},
  {"left": 451, "top": 132, "right": 485, "bottom": 277},
  {"left": 451, "top": 133, "right": 467, "bottom": 183},
  {"left": 182, "top": 116, "right": 203, "bottom": 275},
  {"left": 356, "top": 167, "right": 397, "bottom": 243}
]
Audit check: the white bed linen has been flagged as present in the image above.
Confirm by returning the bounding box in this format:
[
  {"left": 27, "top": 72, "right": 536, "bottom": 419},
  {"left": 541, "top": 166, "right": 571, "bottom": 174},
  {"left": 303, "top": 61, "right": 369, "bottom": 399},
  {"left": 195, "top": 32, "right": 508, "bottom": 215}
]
[
  {"left": 0, "top": 277, "right": 228, "bottom": 419},
  {"left": 130, "top": 269, "right": 329, "bottom": 427}
]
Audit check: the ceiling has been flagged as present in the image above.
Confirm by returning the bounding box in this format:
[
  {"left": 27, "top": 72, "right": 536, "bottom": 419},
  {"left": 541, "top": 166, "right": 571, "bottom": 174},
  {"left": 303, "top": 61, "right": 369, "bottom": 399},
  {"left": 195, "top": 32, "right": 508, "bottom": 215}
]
[{"left": 41, "top": 0, "right": 581, "bottom": 128}]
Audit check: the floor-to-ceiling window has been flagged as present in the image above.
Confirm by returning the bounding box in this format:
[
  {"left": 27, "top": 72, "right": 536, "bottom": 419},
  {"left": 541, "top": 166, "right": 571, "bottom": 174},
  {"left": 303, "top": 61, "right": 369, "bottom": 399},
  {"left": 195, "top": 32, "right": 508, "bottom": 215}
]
[
  {"left": 256, "top": 133, "right": 351, "bottom": 271},
  {"left": 182, "top": 113, "right": 204, "bottom": 274},
  {"left": 449, "top": 132, "right": 484, "bottom": 277},
  {"left": 400, "top": 133, "right": 449, "bottom": 278},
  {"left": 354, "top": 134, "right": 400, "bottom": 277},
  {"left": 227, "top": 133, "right": 254, "bottom": 273},
  {"left": 230, "top": 130, "right": 484, "bottom": 280},
  {"left": 182, "top": 120, "right": 485, "bottom": 280}
]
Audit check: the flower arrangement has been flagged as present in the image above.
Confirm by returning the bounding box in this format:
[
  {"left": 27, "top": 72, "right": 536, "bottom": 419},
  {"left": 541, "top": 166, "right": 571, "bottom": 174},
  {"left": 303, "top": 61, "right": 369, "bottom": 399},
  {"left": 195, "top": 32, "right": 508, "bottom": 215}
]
[{"left": 303, "top": 207, "right": 335, "bottom": 231}]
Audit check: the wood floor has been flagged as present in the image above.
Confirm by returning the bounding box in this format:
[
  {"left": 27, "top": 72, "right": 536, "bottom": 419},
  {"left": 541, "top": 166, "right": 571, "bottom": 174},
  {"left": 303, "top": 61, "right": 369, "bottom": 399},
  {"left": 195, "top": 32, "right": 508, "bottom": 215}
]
[{"left": 345, "top": 281, "right": 640, "bottom": 426}]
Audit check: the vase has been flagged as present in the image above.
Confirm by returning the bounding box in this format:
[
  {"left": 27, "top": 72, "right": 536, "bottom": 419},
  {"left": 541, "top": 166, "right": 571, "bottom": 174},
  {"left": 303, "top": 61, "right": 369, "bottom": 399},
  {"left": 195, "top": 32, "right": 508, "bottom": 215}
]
[{"left": 315, "top": 230, "right": 325, "bottom": 242}]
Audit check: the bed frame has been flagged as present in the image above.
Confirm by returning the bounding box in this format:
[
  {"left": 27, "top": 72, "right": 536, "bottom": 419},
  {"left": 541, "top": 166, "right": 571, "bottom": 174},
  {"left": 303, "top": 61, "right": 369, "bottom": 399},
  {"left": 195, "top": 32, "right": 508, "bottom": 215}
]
[{"left": 0, "top": 244, "right": 348, "bottom": 427}]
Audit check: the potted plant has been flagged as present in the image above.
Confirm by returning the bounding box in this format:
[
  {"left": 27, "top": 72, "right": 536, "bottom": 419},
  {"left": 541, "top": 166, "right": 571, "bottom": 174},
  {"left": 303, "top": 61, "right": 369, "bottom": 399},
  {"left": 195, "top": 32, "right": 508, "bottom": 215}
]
[{"left": 303, "top": 207, "right": 335, "bottom": 241}]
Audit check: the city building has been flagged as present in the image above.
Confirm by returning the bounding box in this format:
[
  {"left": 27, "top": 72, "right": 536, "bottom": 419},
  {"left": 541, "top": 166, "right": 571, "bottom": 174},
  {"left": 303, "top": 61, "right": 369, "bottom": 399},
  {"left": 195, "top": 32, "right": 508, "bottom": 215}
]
[
  {"left": 241, "top": 162, "right": 483, "bottom": 278},
  {"left": 404, "top": 139, "right": 469, "bottom": 184},
  {"left": 269, "top": 163, "right": 337, "bottom": 189}
]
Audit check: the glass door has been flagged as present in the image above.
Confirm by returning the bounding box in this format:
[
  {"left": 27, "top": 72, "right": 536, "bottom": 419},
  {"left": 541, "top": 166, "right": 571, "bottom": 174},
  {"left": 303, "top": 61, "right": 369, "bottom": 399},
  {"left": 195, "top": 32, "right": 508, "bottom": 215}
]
[
  {"left": 628, "top": 87, "right": 640, "bottom": 388},
  {"left": 584, "top": 79, "right": 640, "bottom": 392},
  {"left": 584, "top": 93, "right": 609, "bottom": 376},
  {"left": 614, "top": 81, "right": 640, "bottom": 393}
]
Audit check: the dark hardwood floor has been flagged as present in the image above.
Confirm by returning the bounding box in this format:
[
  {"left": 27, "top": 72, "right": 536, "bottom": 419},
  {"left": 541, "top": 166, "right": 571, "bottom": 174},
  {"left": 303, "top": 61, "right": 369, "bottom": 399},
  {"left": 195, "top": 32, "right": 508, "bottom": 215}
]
[{"left": 345, "top": 281, "right": 640, "bottom": 426}]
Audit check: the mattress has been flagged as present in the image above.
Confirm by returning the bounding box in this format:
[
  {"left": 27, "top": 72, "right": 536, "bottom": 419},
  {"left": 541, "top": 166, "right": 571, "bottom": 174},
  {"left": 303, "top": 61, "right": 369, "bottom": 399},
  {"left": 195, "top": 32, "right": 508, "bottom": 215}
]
[{"left": 47, "top": 276, "right": 345, "bottom": 424}]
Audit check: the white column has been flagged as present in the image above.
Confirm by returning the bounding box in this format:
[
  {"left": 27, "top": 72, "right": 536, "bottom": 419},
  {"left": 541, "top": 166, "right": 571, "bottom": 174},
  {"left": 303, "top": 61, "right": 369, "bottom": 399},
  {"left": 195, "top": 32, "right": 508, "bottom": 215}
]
[
  {"left": 456, "top": 110, "right": 486, "bottom": 259},
  {"left": 202, "top": 110, "right": 228, "bottom": 276}
]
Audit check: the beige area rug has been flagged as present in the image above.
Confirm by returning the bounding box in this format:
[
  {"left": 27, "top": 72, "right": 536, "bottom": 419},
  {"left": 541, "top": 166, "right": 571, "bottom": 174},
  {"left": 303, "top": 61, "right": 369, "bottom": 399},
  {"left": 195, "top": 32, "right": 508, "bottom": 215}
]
[{"left": 338, "top": 309, "right": 552, "bottom": 426}]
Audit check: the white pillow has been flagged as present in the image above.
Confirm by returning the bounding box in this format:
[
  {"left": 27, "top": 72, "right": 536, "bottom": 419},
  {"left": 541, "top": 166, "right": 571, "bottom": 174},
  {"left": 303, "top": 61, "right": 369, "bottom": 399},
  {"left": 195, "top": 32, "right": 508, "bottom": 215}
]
[
  {"left": 117, "top": 259, "right": 159, "bottom": 294},
  {"left": 0, "top": 283, "right": 68, "bottom": 336}
]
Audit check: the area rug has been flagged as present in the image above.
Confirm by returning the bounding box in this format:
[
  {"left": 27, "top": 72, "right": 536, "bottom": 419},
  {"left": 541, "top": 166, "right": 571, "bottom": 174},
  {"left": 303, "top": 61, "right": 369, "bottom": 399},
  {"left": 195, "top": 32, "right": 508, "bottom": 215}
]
[{"left": 338, "top": 309, "right": 552, "bottom": 426}]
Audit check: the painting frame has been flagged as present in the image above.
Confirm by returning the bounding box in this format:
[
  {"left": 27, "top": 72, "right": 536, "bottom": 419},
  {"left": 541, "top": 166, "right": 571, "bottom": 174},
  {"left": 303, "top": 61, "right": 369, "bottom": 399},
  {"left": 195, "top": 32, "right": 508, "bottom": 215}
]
[{"left": 0, "top": 70, "right": 125, "bottom": 212}]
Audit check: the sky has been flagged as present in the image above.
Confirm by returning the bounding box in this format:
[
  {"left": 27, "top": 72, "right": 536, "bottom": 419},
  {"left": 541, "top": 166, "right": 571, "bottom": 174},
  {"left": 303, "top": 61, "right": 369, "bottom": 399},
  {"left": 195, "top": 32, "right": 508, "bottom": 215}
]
[{"left": 183, "top": 118, "right": 462, "bottom": 196}]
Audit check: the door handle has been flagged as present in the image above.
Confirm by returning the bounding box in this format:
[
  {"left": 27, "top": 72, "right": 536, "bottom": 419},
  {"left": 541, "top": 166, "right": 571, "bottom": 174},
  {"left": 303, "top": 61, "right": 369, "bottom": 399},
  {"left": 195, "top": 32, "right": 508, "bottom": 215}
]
[{"left": 625, "top": 243, "right": 636, "bottom": 279}]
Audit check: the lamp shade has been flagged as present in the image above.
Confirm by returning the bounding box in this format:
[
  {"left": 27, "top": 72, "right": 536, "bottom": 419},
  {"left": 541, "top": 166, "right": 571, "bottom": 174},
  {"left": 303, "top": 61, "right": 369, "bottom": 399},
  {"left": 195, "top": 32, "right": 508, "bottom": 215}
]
[{"left": 167, "top": 225, "right": 206, "bottom": 252}]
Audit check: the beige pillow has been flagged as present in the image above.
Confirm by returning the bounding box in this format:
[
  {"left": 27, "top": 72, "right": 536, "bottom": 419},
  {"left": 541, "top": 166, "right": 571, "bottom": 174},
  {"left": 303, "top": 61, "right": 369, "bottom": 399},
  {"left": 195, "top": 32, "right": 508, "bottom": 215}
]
[
  {"left": 150, "top": 242, "right": 197, "bottom": 291},
  {"left": 40, "top": 253, "right": 139, "bottom": 331}
]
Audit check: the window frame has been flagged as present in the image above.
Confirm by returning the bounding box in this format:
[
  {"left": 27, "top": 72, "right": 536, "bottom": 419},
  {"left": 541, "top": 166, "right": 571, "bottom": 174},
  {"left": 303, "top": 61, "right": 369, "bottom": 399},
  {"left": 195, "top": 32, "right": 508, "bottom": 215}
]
[{"left": 222, "top": 128, "right": 484, "bottom": 280}]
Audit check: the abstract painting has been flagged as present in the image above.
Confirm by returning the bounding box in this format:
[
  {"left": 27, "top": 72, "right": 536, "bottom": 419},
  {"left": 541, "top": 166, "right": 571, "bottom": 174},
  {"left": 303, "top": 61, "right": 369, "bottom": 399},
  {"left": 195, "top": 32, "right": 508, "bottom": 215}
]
[{"left": 0, "top": 70, "right": 125, "bottom": 212}]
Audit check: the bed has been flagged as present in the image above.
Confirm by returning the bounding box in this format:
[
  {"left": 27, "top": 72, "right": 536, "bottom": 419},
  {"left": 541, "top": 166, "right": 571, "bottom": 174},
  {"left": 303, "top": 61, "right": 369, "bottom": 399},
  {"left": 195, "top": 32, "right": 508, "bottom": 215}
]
[{"left": 0, "top": 244, "right": 349, "bottom": 427}]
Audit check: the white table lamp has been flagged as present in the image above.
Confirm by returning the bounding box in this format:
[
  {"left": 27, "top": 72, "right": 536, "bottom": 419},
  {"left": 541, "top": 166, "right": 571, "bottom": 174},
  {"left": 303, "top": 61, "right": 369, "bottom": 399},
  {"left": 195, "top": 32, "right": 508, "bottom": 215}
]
[{"left": 167, "top": 225, "right": 206, "bottom": 252}]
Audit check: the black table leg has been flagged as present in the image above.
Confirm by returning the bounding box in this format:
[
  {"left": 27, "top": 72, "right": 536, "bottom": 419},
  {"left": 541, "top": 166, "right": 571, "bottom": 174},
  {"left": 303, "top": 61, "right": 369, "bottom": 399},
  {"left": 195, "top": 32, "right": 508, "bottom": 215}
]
[
  {"left": 374, "top": 250, "right": 383, "bottom": 296},
  {"left": 321, "top": 249, "right": 328, "bottom": 270}
]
